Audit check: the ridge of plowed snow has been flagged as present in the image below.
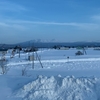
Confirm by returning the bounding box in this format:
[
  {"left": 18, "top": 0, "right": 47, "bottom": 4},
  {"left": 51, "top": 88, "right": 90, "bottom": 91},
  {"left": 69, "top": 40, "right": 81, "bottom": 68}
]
[{"left": 14, "top": 75, "right": 100, "bottom": 100}]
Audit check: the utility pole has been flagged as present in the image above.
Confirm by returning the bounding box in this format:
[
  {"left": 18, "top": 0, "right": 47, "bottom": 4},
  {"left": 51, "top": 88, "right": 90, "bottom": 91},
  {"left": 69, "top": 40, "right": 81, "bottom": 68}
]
[
  {"left": 18, "top": 45, "right": 20, "bottom": 58},
  {"left": 32, "top": 52, "right": 34, "bottom": 69},
  {"left": 19, "top": 48, "right": 20, "bottom": 58},
  {"left": 32, "top": 43, "right": 34, "bottom": 69},
  {"left": 35, "top": 51, "right": 43, "bottom": 68}
]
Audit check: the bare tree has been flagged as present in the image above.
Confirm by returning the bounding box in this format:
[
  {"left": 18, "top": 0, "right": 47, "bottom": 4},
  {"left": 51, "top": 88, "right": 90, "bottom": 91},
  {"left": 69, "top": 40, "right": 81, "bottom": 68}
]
[
  {"left": 1, "top": 51, "right": 6, "bottom": 60},
  {"left": 0, "top": 59, "right": 9, "bottom": 74},
  {"left": 21, "top": 64, "right": 29, "bottom": 76},
  {"left": 0, "top": 51, "right": 9, "bottom": 74},
  {"left": 10, "top": 50, "right": 15, "bottom": 58}
]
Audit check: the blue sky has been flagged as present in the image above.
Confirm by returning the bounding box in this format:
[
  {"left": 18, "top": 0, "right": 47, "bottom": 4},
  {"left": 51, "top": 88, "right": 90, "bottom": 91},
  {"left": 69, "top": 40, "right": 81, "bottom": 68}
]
[{"left": 0, "top": 0, "right": 100, "bottom": 44}]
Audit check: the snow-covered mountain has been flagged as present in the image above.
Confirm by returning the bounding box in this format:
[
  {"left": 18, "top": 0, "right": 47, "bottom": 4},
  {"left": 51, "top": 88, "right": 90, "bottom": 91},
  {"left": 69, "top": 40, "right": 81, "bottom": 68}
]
[{"left": 29, "top": 39, "right": 59, "bottom": 43}]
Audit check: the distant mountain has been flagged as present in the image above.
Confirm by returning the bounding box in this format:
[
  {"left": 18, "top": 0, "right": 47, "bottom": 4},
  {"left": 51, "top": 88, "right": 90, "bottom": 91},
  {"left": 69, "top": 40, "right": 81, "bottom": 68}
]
[
  {"left": 1, "top": 40, "right": 100, "bottom": 49},
  {"left": 17, "top": 40, "right": 100, "bottom": 48}
]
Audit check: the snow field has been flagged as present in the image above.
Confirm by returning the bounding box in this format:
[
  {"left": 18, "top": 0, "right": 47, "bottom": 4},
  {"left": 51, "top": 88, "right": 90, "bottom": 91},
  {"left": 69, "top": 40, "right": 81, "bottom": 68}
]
[{"left": 1, "top": 48, "right": 100, "bottom": 100}]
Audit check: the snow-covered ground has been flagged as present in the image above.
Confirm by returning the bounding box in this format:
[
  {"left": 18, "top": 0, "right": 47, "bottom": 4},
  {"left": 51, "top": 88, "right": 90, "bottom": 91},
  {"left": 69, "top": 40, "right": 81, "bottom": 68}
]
[{"left": 1, "top": 48, "right": 100, "bottom": 100}]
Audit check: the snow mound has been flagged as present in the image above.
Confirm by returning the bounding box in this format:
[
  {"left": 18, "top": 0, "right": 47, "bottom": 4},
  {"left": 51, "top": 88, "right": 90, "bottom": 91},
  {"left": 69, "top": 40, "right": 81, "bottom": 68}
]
[{"left": 14, "top": 75, "right": 100, "bottom": 100}]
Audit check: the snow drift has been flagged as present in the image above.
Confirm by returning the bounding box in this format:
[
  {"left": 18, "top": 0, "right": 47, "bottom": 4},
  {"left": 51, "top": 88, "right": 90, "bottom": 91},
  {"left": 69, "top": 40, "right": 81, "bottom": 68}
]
[{"left": 14, "top": 75, "right": 100, "bottom": 100}]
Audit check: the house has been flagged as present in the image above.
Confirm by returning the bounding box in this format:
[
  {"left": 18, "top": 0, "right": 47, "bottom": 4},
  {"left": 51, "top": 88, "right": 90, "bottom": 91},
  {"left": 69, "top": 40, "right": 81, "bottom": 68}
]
[
  {"left": 53, "top": 45, "right": 70, "bottom": 50},
  {"left": 24, "top": 47, "right": 38, "bottom": 53},
  {"left": 59, "top": 47, "right": 70, "bottom": 50},
  {"left": 94, "top": 47, "right": 100, "bottom": 50}
]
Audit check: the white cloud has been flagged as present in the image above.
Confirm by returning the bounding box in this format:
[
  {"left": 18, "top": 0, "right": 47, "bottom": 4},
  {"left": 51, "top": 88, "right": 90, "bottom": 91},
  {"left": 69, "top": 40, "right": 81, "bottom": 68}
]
[
  {"left": 0, "top": 18, "right": 99, "bottom": 31},
  {"left": 0, "top": 1, "right": 27, "bottom": 13},
  {"left": 0, "top": 21, "right": 29, "bottom": 31},
  {"left": 91, "top": 15, "right": 100, "bottom": 21},
  {"left": 0, "top": 22, "right": 9, "bottom": 27},
  {"left": 2, "top": 19, "right": 99, "bottom": 30}
]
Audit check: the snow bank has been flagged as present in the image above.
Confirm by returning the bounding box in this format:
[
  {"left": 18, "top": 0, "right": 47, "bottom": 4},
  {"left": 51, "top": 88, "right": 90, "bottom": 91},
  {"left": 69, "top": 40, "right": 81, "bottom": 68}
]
[{"left": 14, "top": 75, "right": 100, "bottom": 100}]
